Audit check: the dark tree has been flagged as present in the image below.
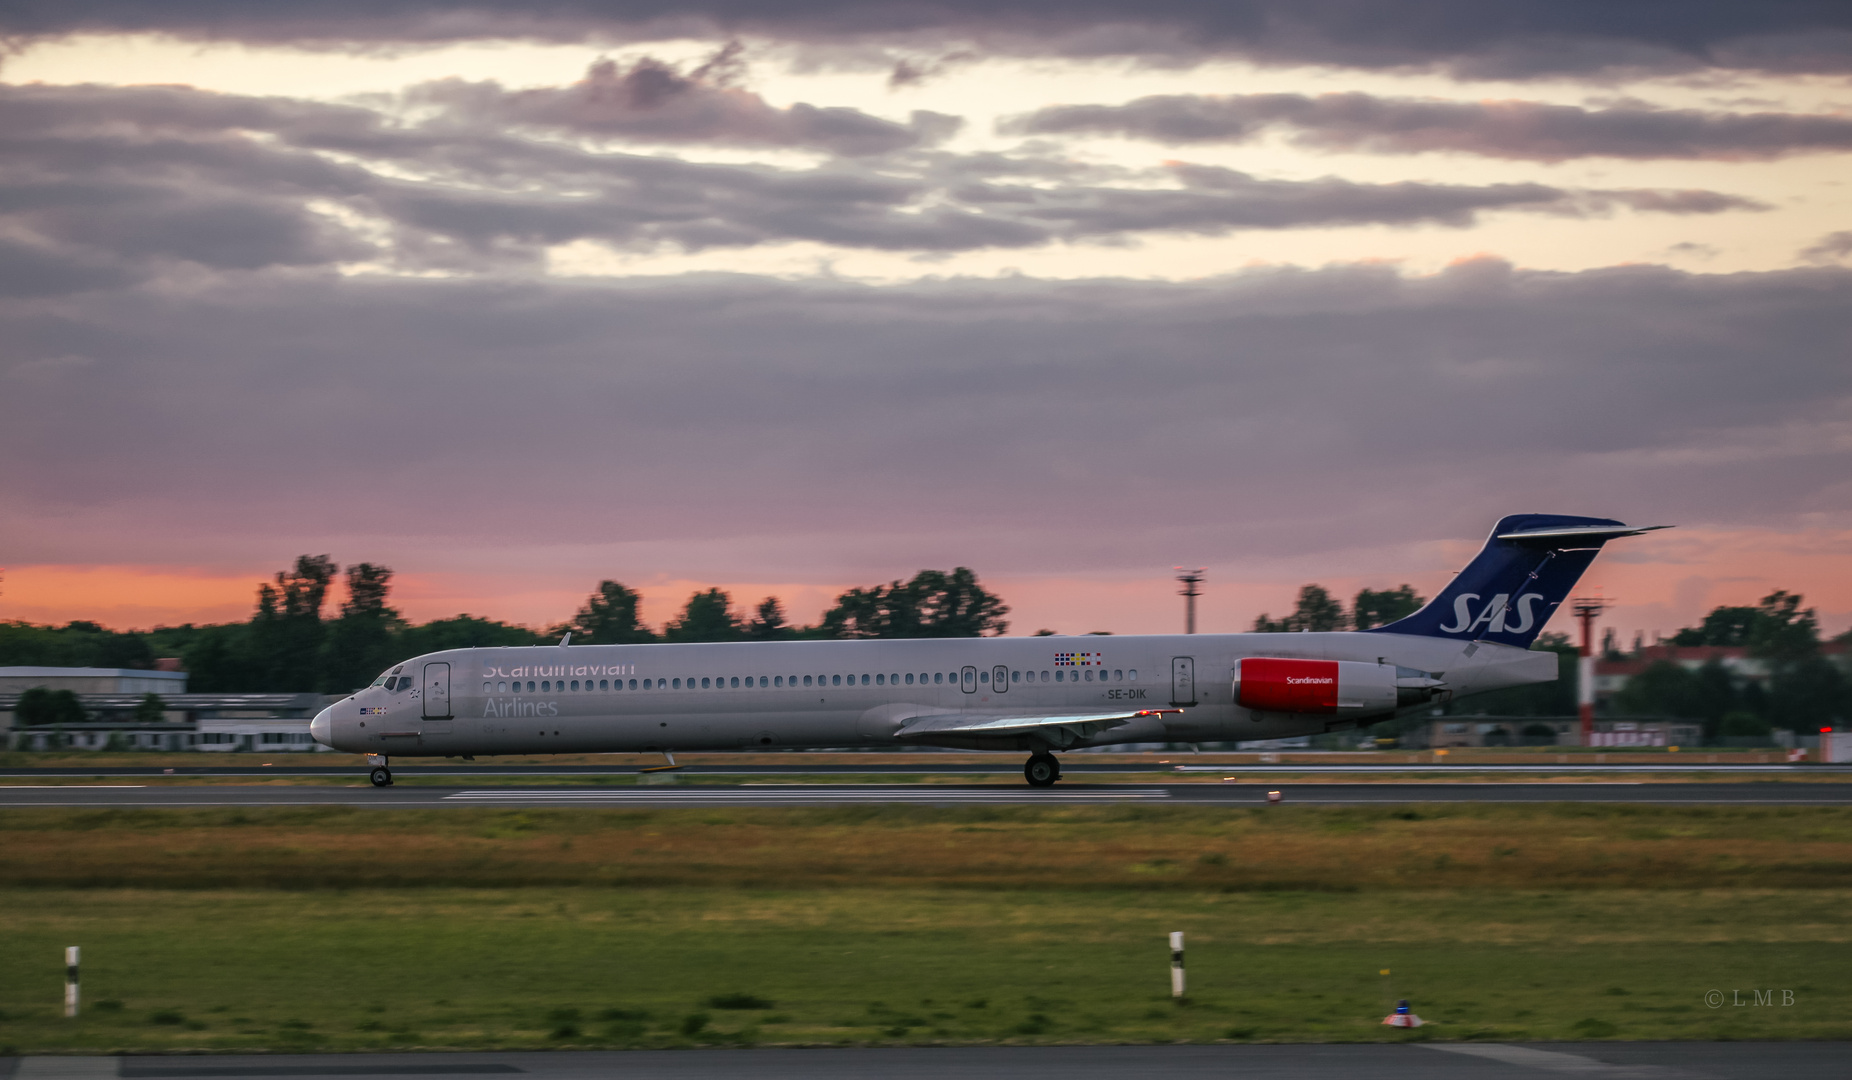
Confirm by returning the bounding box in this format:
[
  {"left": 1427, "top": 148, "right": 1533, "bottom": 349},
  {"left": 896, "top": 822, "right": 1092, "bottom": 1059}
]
[
  {"left": 320, "top": 563, "right": 401, "bottom": 692},
  {"left": 1253, "top": 584, "right": 1346, "bottom": 633},
  {"left": 16, "top": 687, "right": 85, "bottom": 726},
  {"left": 1613, "top": 660, "right": 1709, "bottom": 720},
  {"left": 1668, "top": 591, "right": 1821, "bottom": 663},
  {"left": 132, "top": 692, "right": 166, "bottom": 724},
  {"left": 1351, "top": 585, "right": 1425, "bottom": 630},
  {"left": 397, "top": 615, "right": 546, "bottom": 654},
  {"left": 745, "top": 596, "right": 792, "bottom": 640},
  {"left": 563, "top": 581, "right": 655, "bottom": 644},
  {"left": 1669, "top": 605, "right": 1760, "bottom": 646},
  {"left": 1768, "top": 655, "right": 1850, "bottom": 733},
  {"left": 820, "top": 568, "right": 1009, "bottom": 638},
  {"left": 664, "top": 588, "right": 744, "bottom": 642},
  {"left": 250, "top": 555, "right": 337, "bottom": 691},
  {"left": 0, "top": 621, "right": 154, "bottom": 669},
  {"left": 180, "top": 623, "right": 257, "bottom": 693},
  {"left": 1746, "top": 590, "right": 1821, "bottom": 665}
]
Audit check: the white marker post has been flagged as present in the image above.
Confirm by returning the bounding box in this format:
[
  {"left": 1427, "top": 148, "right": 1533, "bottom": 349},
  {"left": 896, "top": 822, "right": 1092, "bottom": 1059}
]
[
  {"left": 65, "top": 945, "right": 79, "bottom": 1017},
  {"left": 1169, "top": 931, "right": 1185, "bottom": 998}
]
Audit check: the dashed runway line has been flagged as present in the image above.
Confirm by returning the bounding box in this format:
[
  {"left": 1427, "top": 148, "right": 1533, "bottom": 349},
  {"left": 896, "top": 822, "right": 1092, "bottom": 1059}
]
[{"left": 441, "top": 787, "right": 1170, "bottom": 803}]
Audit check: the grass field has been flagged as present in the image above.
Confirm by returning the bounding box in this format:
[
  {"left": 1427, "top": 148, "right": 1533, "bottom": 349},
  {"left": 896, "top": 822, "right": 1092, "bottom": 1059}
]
[{"left": 1, "top": 804, "right": 1847, "bottom": 1051}]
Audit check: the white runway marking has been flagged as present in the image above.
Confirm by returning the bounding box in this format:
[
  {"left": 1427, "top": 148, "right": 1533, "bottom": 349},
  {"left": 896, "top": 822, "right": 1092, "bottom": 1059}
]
[
  {"left": 443, "top": 788, "right": 1170, "bottom": 802},
  {"left": 1426, "top": 1042, "right": 1695, "bottom": 1076}
]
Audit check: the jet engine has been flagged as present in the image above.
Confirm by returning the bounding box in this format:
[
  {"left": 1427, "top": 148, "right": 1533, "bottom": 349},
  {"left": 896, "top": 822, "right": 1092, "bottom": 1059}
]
[{"left": 1234, "top": 657, "right": 1443, "bottom": 717}]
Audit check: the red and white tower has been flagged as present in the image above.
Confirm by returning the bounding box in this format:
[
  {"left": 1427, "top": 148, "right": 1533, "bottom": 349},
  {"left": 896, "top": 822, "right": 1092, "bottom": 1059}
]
[{"left": 1570, "top": 597, "right": 1606, "bottom": 747}]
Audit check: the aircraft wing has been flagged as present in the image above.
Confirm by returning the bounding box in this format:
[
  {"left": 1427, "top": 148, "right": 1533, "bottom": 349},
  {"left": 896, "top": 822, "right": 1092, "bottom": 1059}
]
[{"left": 893, "top": 707, "right": 1180, "bottom": 743}]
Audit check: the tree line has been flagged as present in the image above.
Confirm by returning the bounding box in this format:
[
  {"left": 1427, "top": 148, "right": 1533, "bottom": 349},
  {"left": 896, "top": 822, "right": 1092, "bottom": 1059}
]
[
  {"left": 1611, "top": 590, "right": 1850, "bottom": 739},
  {"left": 0, "top": 559, "right": 1009, "bottom": 693}
]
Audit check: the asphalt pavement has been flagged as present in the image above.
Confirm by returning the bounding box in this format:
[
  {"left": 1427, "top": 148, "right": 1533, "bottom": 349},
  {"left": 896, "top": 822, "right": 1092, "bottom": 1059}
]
[
  {"left": 6, "top": 1043, "right": 1847, "bottom": 1080},
  {"left": 1, "top": 781, "right": 1848, "bottom": 807},
  {"left": 2, "top": 762, "right": 1836, "bottom": 777}
]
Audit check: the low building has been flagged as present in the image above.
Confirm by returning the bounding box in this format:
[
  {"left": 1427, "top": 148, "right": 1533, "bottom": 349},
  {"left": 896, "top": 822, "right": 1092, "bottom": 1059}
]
[
  {"left": 1430, "top": 716, "right": 1579, "bottom": 749},
  {"left": 1, "top": 666, "right": 335, "bottom": 751},
  {"left": 0, "top": 665, "right": 189, "bottom": 695},
  {"left": 1426, "top": 716, "right": 1702, "bottom": 749}
]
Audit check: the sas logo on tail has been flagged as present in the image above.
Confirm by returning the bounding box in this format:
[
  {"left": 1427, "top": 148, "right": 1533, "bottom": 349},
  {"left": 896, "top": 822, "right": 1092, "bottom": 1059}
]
[{"left": 1438, "top": 592, "right": 1548, "bottom": 636}]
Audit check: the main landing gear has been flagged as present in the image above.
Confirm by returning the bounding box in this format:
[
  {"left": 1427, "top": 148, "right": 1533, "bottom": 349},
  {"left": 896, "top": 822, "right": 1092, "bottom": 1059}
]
[
  {"left": 368, "top": 755, "right": 393, "bottom": 787},
  {"left": 1024, "top": 752, "right": 1061, "bottom": 788}
]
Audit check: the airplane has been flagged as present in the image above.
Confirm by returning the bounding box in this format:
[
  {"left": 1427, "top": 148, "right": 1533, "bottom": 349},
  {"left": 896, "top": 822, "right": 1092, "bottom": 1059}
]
[{"left": 310, "top": 514, "right": 1667, "bottom": 788}]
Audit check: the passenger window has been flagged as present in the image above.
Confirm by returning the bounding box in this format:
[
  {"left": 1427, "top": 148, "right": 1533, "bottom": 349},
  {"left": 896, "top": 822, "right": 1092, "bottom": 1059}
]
[
  {"left": 803, "top": 675, "right": 813, "bottom": 687},
  {"left": 875, "top": 674, "right": 885, "bottom": 685},
  {"left": 775, "top": 676, "right": 784, "bottom": 687},
  {"left": 672, "top": 678, "right": 681, "bottom": 689},
  {"left": 861, "top": 674, "right": 870, "bottom": 685},
  {"left": 933, "top": 672, "right": 943, "bottom": 685},
  {"left": 1041, "top": 671, "right": 1050, "bottom": 682},
  {"left": 1128, "top": 669, "right": 1137, "bottom": 681},
  {"left": 905, "top": 673, "right": 914, "bottom": 685},
  {"left": 1084, "top": 670, "right": 1093, "bottom": 682},
  {"left": 568, "top": 680, "right": 577, "bottom": 691},
  {"left": 497, "top": 681, "right": 507, "bottom": 693},
  {"left": 980, "top": 670, "right": 989, "bottom": 684},
  {"left": 627, "top": 679, "right": 636, "bottom": 690},
  {"left": 1011, "top": 670, "right": 1020, "bottom": 682},
  {"left": 831, "top": 675, "right": 841, "bottom": 686},
  {"left": 1114, "top": 669, "right": 1123, "bottom": 681},
  {"left": 1055, "top": 671, "right": 1063, "bottom": 682}
]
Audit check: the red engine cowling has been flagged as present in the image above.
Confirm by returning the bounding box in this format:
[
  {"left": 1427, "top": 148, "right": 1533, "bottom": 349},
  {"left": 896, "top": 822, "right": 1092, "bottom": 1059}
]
[{"left": 1234, "top": 657, "right": 1400, "bottom": 715}]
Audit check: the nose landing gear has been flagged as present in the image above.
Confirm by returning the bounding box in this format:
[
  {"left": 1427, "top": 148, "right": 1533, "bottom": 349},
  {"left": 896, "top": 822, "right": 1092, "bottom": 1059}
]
[
  {"left": 1024, "top": 752, "right": 1061, "bottom": 788},
  {"left": 368, "top": 755, "right": 393, "bottom": 787}
]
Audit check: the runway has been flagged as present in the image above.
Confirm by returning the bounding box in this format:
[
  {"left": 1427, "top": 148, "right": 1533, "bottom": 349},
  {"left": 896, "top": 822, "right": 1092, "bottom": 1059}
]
[
  {"left": 6, "top": 1043, "right": 1847, "bottom": 1080},
  {"left": 1, "top": 762, "right": 1839, "bottom": 778},
  {"left": 2, "top": 781, "right": 1849, "bottom": 808}
]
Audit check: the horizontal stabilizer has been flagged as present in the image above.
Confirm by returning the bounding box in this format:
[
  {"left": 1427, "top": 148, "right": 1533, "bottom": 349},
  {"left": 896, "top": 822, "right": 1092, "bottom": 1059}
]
[{"left": 1495, "top": 524, "right": 1672, "bottom": 544}]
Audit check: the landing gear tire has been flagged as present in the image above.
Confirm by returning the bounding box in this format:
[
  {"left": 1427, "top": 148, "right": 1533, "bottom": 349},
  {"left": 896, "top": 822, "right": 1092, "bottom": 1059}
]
[
  {"left": 370, "top": 767, "right": 393, "bottom": 788},
  {"left": 1024, "top": 753, "right": 1059, "bottom": 788}
]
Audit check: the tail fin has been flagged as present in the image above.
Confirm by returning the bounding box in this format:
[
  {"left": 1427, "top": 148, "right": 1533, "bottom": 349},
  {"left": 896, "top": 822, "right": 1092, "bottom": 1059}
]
[{"left": 1365, "top": 515, "right": 1670, "bottom": 649}]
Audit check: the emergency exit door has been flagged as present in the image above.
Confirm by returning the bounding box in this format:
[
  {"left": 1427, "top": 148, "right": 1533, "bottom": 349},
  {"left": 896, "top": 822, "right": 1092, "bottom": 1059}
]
[
  {"left": 422, "top": 662, "right": 451, "bottom": 719},
  {"left": 1171, "top": 657, "right": 1196, "bottom": 706}
]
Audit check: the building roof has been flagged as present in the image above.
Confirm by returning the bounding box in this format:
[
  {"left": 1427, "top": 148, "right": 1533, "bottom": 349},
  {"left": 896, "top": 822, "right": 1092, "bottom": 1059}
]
[{"left": 0, "top": 666, "right": 188, "bottom": 680}]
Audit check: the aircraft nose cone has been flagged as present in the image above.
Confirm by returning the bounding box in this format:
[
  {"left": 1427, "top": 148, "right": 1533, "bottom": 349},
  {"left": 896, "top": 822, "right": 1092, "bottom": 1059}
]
[{"left": 310, "top": 707, "right": 332, "bottom": 748}]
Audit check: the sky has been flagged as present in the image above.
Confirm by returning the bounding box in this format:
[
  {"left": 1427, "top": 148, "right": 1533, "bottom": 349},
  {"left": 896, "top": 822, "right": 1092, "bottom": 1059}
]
[{"left": 2, "top": 0, "right": 1850, "bottom": 641}]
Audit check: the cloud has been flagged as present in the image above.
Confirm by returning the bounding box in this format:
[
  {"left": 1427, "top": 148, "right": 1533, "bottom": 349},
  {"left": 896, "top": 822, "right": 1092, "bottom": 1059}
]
[
  {"left": 405, "top": 53, "right": 959, "bottom": 156},
  {"left": 0, "top": 82, "right": 1767, "bottom": 289},
  {"left": 2, "top": 259, "right": 1848, "bottom": 585},
  {"left": 1004, "top": 92, "right": 1852, "bottom": 162},
  {"left": 1801, "top": 231, "right": 1852, "bottom": 263},
  {"left": 4, "top": 0, "right": 1850, "bottom": 77}
]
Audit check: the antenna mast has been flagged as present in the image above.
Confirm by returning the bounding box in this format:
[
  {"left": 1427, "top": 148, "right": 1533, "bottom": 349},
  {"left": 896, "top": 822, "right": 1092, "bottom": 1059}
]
[{"left": 1175, "top": 568, "right": 1206, "bottom": 635}]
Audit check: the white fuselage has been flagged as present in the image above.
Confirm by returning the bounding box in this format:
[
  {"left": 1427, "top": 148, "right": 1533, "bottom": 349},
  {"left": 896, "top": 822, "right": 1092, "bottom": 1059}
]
[{"left": 314, "top": 632, "right": 1555, "bottom": 757}]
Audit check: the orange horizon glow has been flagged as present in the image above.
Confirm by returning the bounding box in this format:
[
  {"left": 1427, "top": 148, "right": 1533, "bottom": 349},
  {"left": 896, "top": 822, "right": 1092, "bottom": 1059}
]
[{"left": 5, "top": 525, "right": 1849, "bottom": 643}]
